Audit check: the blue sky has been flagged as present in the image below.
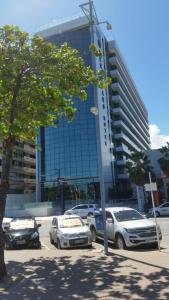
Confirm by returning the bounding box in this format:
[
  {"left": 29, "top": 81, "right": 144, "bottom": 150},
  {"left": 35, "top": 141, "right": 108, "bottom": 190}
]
[{"left": 0, "top": 0, "right": 169, "bottom": 147}]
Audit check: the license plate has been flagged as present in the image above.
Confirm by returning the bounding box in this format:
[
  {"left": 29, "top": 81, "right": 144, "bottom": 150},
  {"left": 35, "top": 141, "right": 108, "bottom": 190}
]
[
  {"left": 16, "top": 240, "right": 26, "bottom": 245},
  {"left": 74, "top": 239, "right": 85, "bottom": 244}
]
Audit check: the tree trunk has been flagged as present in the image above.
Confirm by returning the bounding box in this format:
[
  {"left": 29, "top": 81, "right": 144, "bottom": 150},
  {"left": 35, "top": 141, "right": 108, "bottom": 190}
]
[
  {"left": 0, "top": 137, "right": 14, "bottom": 279},
  {"left": 136, "top": 185, "right": 144, "bottom": 212}
]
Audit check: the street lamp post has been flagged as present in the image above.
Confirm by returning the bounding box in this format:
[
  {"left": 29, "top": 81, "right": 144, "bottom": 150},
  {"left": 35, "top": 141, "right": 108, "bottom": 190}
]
[{"left": 80, "top": 0, "right": 112, "bottom": 255}]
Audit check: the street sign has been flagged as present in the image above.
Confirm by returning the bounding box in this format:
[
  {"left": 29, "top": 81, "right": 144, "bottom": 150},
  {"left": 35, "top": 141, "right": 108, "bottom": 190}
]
[{"left": 144, "top": 182, "right": 157, "bottom": 192}]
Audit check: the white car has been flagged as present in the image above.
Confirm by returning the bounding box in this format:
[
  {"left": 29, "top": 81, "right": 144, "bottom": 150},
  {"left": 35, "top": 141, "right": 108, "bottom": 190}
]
[
  {"left": 89, "top": 207, "right": 162, "bottom": 249},
  {"left": 148, "top": 202, "right": 169, "bottom": 217},
  {"left": 49, "top": 215, "right": 92, "bottom": 249},
  {"left": 64, "top": 204, "right": 98, "bottom": 218}
]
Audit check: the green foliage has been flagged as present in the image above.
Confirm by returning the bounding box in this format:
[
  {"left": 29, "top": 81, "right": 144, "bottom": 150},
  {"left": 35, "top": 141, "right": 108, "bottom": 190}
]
[
  {"left": 126, "top": 151, "right": 152, "bottom": 186},
  {"left": 158, "top": 142, "right": 169, "bottom": 175},
  {"left": 89, "top": 43, "right": 102, "bottom": 57},
  {"left": 0, "top": 25, "right": 110, "bottom": 144}
]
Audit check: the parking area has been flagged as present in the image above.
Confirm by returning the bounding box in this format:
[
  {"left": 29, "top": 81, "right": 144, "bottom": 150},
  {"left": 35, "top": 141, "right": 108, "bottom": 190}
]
[{"left": 3, "top": 216, "right": 169, "bottom": 300}]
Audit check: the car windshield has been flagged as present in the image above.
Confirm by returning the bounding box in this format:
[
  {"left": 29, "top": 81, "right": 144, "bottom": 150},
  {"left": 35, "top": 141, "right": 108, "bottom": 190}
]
[
  {"left": 114, "top": 210, "right": 144, "bottom": 222},
  {"left": 9, "top": 219, "right": 35, "bottom": 230},
  {"left": 59, "top": 218, "right": 84, "bottom": 228}
]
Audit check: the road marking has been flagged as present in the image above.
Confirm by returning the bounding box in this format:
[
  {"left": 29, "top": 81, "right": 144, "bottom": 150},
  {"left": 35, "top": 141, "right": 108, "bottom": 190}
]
[{"left": 41, "top": 241, "right": 50, "bottom": 250}]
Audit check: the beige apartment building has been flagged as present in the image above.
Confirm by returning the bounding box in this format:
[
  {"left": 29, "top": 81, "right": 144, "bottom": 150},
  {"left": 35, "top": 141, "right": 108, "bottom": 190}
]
[{"left": 0, "top": 141, "right": 36, "bottom": 195}]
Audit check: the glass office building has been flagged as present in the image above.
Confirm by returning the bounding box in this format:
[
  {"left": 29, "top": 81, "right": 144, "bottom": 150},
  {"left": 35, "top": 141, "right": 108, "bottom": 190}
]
[
  {"left": 36, "top": 15, "right": 150, "bottom": 207},
  {"left": 36, "top": 18, "right": 111, "bottom": 204}
]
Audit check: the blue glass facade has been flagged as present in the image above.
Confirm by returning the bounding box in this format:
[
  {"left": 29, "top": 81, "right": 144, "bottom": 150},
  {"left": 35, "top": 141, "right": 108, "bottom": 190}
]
[{"left": 38, "top": 27, "right": 100, "bottom": 203}]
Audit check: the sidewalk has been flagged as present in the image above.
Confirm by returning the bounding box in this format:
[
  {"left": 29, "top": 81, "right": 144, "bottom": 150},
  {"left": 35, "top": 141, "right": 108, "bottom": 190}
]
[{"left": 2, "top": 245, "right": 169, "bottom": 300}]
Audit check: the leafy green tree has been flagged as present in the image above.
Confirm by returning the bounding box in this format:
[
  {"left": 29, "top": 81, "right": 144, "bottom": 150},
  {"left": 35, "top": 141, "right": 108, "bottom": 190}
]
[
  {"left": 158, "top": 142, "right": 169, "bottom": 177},
  {"left": 0, "top": 25, "right": 110, "bottom": 278},
  {"left": 126, "top": 151, "right": 152, "bottom": 211}
]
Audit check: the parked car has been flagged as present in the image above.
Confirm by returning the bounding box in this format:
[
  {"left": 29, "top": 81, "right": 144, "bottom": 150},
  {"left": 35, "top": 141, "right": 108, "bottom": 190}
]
[
  {"left": 64, "top": 204, "right": 98, "bottom": 218},
  {"left": 148, "top": 202, "right": 169, "bottom": 217},
  {"left": 4, "top": 216, "right": 41, "bottom": 249},
  {"left": 88, "top": 207, "right": 162, "bottom": 249},
  {"left": 49, "top": 215, "right": 92, "bottom": 249}
]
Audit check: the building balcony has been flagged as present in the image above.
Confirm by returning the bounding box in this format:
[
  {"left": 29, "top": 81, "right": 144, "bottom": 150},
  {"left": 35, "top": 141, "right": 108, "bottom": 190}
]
[
  {"left": 110, "top": 69, "right": 118, "bottom": 78},
  {"left": 24, "top": 145, "right": 35, "bottom": 155},
  {"left": 111, "top": 95, "right": 150, "bottom": 144},
  {"left": 24, "top": 156, "right": 36, "bottom": 165},
  {"left": 109, "top": 56, "right": 117, "bottom": 66},
  {"left": 112, "top": 116, "right": 149, "bottom": 150},
  {"left": 114, "top": 133, "right": 141, "bottom": 152},
  {"left": 23, "top": 167, "right": 36, "bottom": 175},
  {"left": 111, "top": 82, "right": 149, "bottom": 132},
  {"left": 114, "top": 144, "right": 131, "bottom": 156}
]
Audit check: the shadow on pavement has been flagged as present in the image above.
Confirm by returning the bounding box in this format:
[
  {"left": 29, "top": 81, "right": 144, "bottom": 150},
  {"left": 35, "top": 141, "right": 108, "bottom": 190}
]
[{"left": 1, "top": 252, "right": 169, "bottom": 300}]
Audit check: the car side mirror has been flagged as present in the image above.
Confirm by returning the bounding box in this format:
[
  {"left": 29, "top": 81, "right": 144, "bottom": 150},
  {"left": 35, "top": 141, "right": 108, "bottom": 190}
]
[
  {"left": 38, "top": 224, "right": 41, "bottom": 227},
  {"left": 4, "top": 225, "right": 10, "bottom": 231},
  {"left": 107, "top": 218, "right": 113, "bottom": 224}
]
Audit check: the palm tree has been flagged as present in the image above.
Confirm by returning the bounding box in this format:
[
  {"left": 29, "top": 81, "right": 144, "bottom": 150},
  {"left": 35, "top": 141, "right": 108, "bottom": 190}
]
[
  {"left": 158, "top": 142, "right": 169, "bottom": 177},
  {"left": 126, "top": 151, "right": 152, "bottom": 211}
]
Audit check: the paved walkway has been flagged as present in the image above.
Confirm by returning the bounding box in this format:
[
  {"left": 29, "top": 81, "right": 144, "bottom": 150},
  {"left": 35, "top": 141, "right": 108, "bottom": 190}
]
[{"left": 1, "top": 244, "right": 169, "bottom": 300}]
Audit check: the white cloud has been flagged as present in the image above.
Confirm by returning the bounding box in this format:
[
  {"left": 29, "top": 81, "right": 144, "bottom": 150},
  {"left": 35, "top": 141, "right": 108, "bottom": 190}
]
[{"left": 149, "top": 124, "right": 169, "bottom": 149}]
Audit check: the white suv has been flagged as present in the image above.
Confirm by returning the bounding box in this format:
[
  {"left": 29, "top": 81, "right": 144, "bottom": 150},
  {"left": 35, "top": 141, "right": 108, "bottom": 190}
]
[
  {"left": 65, "top": 204, "right": 98, "bottom": 218},
  {"left": 89, "top": 207, "right": 162, "bottom": 249}
]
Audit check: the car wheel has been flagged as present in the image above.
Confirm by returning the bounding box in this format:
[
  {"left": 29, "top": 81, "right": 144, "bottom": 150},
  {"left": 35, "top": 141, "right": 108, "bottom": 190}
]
[
  {"left": 49, "top": 233, "right": 54, "bottom": 245},
  {"left": 90, "top": 227, "right": 97, "bottom": 242},
  {"left": 115, "top": 234, "right": 126, "bottom": 250},
  {"left": 57, "top": 239, "right": 62, "bottom": 249},
  {"left": 35, "top": 242, "right": 41, "bottom": 249},
  {"left": 88, "top": 212, "right": 93, "bottom": 217},
  {"left": 155, "top": 211, "right": 160, "bottom": 217}
]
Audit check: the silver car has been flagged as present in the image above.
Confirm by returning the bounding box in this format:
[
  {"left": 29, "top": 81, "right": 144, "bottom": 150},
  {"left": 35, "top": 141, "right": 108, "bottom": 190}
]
[
  {"left": 49, "top": 215, "right": 92, "bottom": 249},
  {"left": 64, "top": 204, "right": 98, "bottom": 218},
  {"left": 148, "top": 202, "right": 169, "bottom": 217}
]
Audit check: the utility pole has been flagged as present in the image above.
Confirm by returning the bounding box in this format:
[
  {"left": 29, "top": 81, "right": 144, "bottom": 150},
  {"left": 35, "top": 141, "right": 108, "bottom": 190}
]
[{"left": 80, "top": 0, "right": 112, "bottom": 255}]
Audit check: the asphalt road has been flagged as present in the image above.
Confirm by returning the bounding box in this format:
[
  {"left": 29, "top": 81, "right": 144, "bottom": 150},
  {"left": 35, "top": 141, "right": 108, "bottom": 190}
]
[{"left": 37, "top": 217, "right": 169, "bottom": 251}]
